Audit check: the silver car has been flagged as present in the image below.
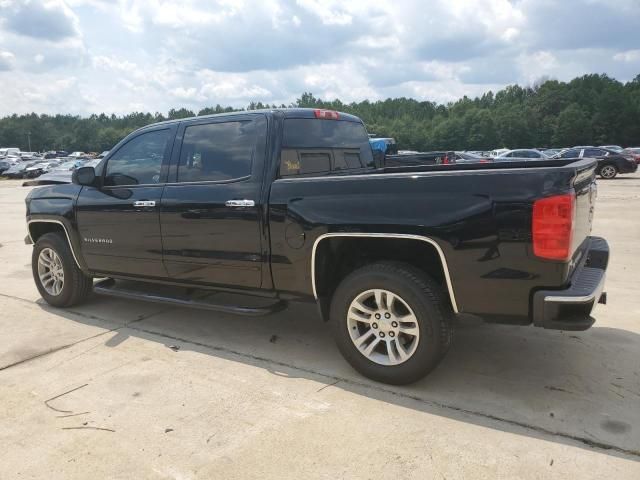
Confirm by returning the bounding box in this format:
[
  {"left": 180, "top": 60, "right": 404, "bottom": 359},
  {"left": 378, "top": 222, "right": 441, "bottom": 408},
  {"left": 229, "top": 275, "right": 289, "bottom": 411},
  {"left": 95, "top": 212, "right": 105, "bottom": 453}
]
[{"left": 494, "top": 149, "right": 550, "bottom": 161}]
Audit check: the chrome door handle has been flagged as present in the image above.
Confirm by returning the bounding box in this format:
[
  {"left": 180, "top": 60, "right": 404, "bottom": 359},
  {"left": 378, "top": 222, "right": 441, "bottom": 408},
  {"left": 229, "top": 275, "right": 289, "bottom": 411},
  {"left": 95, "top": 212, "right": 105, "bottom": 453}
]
[
  {"left": 225, "top": 199, "right": 255, "bottom": 207},
  {"left": 133, "top": 200, "right": 156, "bottom": 207}
]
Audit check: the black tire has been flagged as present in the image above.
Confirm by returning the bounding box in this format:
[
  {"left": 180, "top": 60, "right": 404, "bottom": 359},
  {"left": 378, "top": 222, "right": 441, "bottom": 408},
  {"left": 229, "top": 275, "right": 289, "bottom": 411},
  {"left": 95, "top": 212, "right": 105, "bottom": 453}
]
[
  {"left": 330, "top": 262, "right": 453, "bottom": 385},
  {"left": 598, "top": 164, "right": 618, "bottom": 179},
  {"left": 32, "top": 232, "right": 93, "bottom": 307}
]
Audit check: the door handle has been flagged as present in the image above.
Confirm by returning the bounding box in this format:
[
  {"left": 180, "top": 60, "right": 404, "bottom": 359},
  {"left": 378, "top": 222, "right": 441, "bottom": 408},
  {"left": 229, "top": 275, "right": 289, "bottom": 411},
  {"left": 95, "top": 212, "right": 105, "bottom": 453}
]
[
  {"left": 133, "top": 200, "right": 156, "bottom": 207},
  {"left": 225, "top": 199, "right": 255, "bottom": 207}
]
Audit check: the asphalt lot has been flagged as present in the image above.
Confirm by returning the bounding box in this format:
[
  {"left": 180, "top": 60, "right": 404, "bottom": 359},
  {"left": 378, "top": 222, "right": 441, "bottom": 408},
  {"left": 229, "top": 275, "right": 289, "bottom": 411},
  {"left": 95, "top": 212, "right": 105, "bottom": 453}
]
[{"left": 0, "top": 175, "right": 639, "bottom": 479}]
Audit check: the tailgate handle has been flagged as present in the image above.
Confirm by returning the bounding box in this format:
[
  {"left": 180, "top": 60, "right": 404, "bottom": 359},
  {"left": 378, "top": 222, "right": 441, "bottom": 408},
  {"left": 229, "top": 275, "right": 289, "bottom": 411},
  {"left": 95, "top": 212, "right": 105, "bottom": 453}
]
[
  {"left": 133, "top": 200, "right": 156, "bottom": 207},
  {"left": 225, "top": 199, "right": 255, "bottom": 207}
]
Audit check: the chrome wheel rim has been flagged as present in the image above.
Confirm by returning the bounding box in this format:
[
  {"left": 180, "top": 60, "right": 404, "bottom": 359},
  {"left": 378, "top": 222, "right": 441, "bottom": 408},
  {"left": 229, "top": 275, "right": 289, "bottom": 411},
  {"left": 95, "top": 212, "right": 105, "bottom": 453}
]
[
  {"left": 38, "top": 248, "right": 65, "bottom": 296},
  {"left": 601, "top": 166, "right": 616, "bottom": 178},
  {"left": 347, "top": 289, "right": 420, "bottom": 366}
]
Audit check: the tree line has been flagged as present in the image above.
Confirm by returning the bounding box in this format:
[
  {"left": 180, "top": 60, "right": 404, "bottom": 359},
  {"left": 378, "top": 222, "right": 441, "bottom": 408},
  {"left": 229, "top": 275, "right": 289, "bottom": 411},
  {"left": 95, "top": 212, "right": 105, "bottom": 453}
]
[{"left": 1, "top": 73, "right": 639, "bottom": 153}]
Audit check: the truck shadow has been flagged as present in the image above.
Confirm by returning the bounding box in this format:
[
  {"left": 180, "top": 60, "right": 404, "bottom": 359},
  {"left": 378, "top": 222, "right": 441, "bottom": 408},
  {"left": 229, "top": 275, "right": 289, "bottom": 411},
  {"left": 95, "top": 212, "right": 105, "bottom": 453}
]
[{"left": 39, "top": 296, "right": 640, "bottom": 462}]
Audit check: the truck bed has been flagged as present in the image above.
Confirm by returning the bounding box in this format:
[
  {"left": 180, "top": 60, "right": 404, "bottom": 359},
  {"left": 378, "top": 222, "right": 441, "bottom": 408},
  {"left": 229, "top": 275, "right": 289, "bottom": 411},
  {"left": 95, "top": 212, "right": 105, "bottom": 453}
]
[{"left": 269, "top": 158, "right": 598, "bottom": 322}]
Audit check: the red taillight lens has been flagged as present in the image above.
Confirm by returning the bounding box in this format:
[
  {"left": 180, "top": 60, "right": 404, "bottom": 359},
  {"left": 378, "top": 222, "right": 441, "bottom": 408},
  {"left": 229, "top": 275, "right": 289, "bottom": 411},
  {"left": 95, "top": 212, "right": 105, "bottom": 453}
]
[
  {"left": 532, "top": 193, "right": 575, "bottom": 261},
  {"left": 314, "top": 109, "right": 339, "bottom": 120}
]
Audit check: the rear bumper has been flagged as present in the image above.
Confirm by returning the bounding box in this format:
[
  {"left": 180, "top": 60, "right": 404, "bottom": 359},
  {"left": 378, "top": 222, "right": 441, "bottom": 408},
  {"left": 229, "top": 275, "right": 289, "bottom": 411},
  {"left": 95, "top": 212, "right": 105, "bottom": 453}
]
[{"left": 532, "top": 236, "right": 609, "bottom": 331}]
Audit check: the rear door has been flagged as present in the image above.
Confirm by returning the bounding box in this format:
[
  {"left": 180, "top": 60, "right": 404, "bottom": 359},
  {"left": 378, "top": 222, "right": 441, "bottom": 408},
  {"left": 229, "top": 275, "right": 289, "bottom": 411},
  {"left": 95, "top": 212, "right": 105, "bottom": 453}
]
[
  {"left": 160, "top": 114, "right": 268, "bottom": 289},
  {"left": 76, "top": 126, "right": 176, "bottom": 277}
]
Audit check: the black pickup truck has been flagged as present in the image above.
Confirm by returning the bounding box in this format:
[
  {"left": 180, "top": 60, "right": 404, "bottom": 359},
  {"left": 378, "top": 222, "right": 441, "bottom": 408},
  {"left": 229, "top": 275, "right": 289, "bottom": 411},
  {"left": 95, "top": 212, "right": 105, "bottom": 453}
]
[{"left": 25, "top": 109, "right": 609, "bottom": 384}]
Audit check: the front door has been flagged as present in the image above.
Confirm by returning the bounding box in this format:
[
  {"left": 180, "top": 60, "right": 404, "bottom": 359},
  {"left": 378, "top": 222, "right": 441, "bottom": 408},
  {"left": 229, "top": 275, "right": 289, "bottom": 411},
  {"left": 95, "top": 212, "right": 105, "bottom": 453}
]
[
  {"left": 76, "top": 126, "right": 175, "bottom": 278},
  {"left": 160, "top": 115, "right": 267, "bottom": 289}
]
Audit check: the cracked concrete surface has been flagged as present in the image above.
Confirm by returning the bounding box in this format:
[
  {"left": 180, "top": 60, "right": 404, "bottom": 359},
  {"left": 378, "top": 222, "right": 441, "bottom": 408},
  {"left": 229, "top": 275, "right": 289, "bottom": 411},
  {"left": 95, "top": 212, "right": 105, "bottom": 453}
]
[{"left": 0, "top": 176, "right": 639, "bottom": 479}]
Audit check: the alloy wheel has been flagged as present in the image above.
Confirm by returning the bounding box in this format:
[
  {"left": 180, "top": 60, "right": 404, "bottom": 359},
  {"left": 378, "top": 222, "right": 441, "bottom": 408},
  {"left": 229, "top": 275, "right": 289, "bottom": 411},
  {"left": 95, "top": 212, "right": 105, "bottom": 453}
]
[
  {"left": 37, "top": 247, "right": 65, "bottom": 296},
  {"left": 347, "top": 289, "right": 421, "bottom": 365},
  {"left": 600, "top": 165, "right": 616, "bottom": 179}
]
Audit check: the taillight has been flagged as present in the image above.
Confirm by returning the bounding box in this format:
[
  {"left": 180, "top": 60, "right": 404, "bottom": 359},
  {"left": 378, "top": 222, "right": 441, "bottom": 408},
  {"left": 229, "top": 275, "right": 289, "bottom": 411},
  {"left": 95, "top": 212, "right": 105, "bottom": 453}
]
[
  {"left": 532, "top": 193, "right": 575, "bottom": 261},
  {"left": 314, "top": 109, "right": 339, "bottom": 120}
]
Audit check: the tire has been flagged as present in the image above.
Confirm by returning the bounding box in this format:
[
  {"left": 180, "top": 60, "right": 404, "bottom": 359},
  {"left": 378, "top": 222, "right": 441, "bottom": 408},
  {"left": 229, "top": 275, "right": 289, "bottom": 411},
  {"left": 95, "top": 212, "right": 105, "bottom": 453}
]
[
  {"left": 599, "top": 164, "right": 618, "bottom": 179},
  {"left": 32, "top": 232, "right": 93, "bottom": 307},
  {"left": 330, "top": 262, "right": 453, "bottom": 385}
]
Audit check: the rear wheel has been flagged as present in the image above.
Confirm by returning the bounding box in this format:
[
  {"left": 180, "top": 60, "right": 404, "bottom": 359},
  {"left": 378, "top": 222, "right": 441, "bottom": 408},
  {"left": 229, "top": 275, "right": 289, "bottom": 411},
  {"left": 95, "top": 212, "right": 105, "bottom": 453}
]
[
  {"left": 330, "top": 262, "right": 453, "bottom": 385},
  {"left": 599, "top": 164, "right": 617, "bottom": 179},
  {"left": 32, "top": 232, "right": 93, "bottom": 307}
]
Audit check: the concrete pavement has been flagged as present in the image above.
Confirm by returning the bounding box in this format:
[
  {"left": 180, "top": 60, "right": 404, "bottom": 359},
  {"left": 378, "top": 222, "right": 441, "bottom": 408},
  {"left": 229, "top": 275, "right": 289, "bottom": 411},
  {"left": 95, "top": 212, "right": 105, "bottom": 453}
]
[{"left": 0, "top": 175, "right": 638, "bottom": 479}]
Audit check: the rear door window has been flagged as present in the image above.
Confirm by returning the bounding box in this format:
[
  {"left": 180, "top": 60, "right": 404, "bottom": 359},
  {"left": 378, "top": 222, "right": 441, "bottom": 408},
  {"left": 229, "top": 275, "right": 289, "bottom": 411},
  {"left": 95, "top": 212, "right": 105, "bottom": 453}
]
[
  {"left": 584, "top": 148, "right": 606, "bottom": 157},
  {"left": 280, "top": 119, "right": 374, "bottom": 177},
  {"left": 177, "top": 120, "right": 256, "bottom": 183}
]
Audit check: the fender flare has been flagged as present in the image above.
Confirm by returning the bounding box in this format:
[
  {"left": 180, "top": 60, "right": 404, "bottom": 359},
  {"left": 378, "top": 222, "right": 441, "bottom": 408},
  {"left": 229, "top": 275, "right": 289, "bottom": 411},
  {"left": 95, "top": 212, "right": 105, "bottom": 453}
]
[
  {"left": 27, "top": 219, "right": 86, "bottom": 271},
  {"left": 311, "top": 233, "right": 459, "bottom": 313}
]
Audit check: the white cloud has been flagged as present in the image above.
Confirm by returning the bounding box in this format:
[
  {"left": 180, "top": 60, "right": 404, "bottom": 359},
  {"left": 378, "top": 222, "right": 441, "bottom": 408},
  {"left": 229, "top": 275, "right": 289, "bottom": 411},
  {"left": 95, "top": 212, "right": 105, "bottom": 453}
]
[
  {"left": 614, "top": 50, "right": 640, "bottom": 63},
  {"left": 0, "top": 50, "right": 16, "bottom": 70},
  {"left": 0, "top": 0, "right": 638, "bottom": 115}
]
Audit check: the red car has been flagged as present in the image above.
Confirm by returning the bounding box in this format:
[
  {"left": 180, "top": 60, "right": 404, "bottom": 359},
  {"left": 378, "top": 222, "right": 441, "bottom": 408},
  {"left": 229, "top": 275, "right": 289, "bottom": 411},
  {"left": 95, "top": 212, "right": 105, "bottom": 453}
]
[{"left": 622, "top": 148, "right": 640, "bottom": 164}]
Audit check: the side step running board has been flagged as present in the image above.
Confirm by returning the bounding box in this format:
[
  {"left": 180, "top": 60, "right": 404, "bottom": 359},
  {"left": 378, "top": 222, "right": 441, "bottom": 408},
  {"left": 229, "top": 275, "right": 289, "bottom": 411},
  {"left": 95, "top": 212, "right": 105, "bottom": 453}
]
[{"left": 93, "top": 279, "right": 287, "bottom": 316}]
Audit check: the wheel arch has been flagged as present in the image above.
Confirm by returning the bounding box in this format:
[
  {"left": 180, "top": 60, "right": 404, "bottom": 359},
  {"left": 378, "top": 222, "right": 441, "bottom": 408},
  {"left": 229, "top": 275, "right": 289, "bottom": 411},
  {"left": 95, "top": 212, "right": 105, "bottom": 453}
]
[
  {"left": 27, "top": 219, "right": 84, "bottom": 270},
  {"left": 312, "top": 233, "right": 459, "bottom": 319}
]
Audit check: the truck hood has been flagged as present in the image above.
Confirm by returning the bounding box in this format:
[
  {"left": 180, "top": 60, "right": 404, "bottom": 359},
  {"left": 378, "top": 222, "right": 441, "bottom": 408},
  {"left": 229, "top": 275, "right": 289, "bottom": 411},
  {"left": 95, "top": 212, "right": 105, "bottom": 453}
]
[{"left": 22, "top": 170, "right": 73, "bottom": 186}]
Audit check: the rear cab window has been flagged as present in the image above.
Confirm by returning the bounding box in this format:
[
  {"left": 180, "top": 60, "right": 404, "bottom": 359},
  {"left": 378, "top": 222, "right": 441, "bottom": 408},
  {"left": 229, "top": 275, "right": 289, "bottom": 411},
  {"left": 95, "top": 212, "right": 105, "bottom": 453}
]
[{"left": 280, "top": 117, "right": 374, "bottom": 177}]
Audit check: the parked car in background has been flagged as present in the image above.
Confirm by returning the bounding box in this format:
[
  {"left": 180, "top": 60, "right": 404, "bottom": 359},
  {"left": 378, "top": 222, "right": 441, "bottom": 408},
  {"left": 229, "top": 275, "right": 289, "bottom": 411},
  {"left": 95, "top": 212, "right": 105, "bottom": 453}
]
[
  {"left": 69, "top": 151, "right": 87, "bottom": 158},
  {"left": 495, "top": 149, "right": 550, "bottom": 160},
  {"left": 450, "top": 151, "right": 492, "bottom": 164},
  {"left": 387, "top": 150, "right": 492, "bottom": 167},
  {"left": 43, "top": 151, "right": 69, "bottom": 159},
  {"left": 22, "top": 160, "right": 87, "bottom": 186},
  {"left": 543, "top": 148, "right": 562, "bottom": 157},
  {"left": 3, "top": 161, "right": 38, "bottom": 178},
  {"left": 489, "top": 148, "right": 509, "bottom": 157},
  {"left": 0, "top": 147, "right": 20, "bottom": 158},
  {"left": 621, "top": 148, "right": 640, "bottom": 164},
  {"left": 0, "top": 160, "right": 12, "bottom": 174},
  {"left": 599, "top": 145, "right": 623, "bottom": 153},
  {"left": 552, "top": 147, "right": 637, "bottom": 179},
  {"left": 24, "top": 161, "right": 60, "bottom": 178}
]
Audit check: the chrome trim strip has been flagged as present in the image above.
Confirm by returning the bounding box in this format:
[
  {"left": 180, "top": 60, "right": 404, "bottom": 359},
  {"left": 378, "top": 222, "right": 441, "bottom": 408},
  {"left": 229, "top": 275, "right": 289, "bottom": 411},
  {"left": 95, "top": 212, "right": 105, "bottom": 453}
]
[
  {"left": 311, "top": 233, "right": 459, "bottom": 313},
  {"left": 274, "top": 158, "right": 598, "bottom": 184},
  {"left": 544, "top": 272, "right": 606, "bottom": 305},
  {"left": 27, "top": 219, "right": 83, "bottom": 269},
  {"left": 274, "top": 166, "right": 573, "bottom": 184}
]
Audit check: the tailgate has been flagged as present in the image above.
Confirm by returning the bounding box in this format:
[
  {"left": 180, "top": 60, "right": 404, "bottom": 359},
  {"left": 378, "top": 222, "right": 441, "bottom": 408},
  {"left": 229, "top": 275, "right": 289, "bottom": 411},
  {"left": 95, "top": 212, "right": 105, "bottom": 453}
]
[{"left": 570, "top": 160, "right": 598, "bottom": 268}]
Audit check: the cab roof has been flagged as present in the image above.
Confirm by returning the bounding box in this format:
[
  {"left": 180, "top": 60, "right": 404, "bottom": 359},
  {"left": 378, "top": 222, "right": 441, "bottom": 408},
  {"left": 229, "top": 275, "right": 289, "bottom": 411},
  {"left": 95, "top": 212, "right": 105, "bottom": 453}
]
[{"left": 136, "top": 108, "right": 363, "bottom": 133}]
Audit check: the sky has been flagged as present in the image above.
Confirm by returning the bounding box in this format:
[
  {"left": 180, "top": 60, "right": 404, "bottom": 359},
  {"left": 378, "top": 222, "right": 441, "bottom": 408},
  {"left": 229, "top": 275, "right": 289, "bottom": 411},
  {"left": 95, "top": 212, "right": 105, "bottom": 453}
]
[{"left": 0, "top": 0, "right": 639, "bottom": 116}]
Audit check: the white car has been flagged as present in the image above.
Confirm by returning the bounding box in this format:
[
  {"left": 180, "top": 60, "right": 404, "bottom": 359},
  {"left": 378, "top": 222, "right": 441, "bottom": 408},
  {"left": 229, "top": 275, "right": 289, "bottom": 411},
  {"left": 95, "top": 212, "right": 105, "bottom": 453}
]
[
  {"left": 489, "top": 148, "right": 509, "bottom": 157},
  {"left": 0, "top": 147, "right": 20, "bottom": 157}
]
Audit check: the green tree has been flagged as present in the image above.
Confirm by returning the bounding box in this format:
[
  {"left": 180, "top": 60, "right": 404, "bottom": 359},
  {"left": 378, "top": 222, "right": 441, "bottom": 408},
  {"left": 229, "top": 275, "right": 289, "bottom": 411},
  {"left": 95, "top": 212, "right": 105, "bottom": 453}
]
[{"left": 553, "top": 104, "right": 591, "bottom": 146}]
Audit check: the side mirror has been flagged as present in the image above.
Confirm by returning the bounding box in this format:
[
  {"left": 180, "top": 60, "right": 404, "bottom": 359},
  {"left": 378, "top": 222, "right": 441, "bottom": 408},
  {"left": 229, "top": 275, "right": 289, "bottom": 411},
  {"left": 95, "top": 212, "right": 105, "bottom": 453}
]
[{"left": 72, "top": 166, "right": 96, "bottom": 186}]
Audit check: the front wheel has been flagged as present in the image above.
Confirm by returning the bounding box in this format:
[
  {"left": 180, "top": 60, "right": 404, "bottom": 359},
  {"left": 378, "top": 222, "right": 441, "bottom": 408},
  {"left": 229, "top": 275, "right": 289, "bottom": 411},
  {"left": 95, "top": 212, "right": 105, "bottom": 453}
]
[
  {"left": 32, "top": 232, "right": 93, "bottom": 307},
  {"left": 599, "top": 164, "right": 618, "bottom": 179},
  {"left": 330, "top": 262, "right": 453, "bottom": 385}
]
